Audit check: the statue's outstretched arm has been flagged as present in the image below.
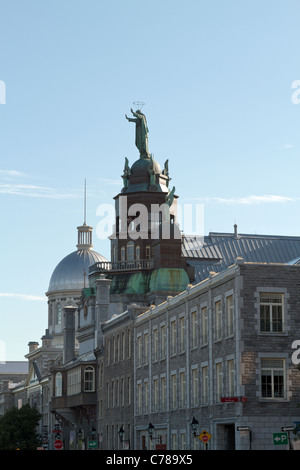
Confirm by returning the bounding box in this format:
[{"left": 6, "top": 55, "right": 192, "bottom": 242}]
[{"left": 125, "top": 114, "right": 136, "bottom": 122}]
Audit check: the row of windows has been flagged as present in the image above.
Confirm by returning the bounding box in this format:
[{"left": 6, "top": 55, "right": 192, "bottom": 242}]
[
  {"left": 105, "top": 329, "right": 131, "bottom": 366},
  {"left": 112, "top": 242, "right": 152, "bottom": 262},
  {"left": 135, "top": 357, "right": 286, "bottom": 415},
  {"left": 105, "top": 376, "right": 131, "bottom": 409},
  {"left": 136, "top": 360, "right": 235, "bottom": 414},
  {"left": 135, "top": 292, "right": 286, "bottom": 367},
  {"left": 136, "top": 296, "right": 234, "bottom": 367},
  {"left": 54, "top": 366, "right": 95, "bottom": 396}
]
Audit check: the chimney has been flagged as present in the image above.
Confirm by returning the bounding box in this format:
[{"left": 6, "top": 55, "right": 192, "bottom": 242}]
[
  {"left": 28, "top": 341, "right": 39, "bottom": 353},
  {"left": 63, "top": 306, "right": 77, "bottom": 364},
  {"left": 95, "top": 274, "right": 112, "bottom": 348},
  {"left": 234, "top": 224, "right": 238, "bottom": 239}
]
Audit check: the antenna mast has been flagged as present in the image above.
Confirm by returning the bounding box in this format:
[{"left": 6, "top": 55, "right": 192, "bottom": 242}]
[{"left": 84, "top": 178, "right": 87, "bottom": 225}]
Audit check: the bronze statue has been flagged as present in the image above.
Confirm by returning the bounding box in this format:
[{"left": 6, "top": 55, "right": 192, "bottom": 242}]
[{"left": 125, "top": 108, "right": 149, "bottom": 157}]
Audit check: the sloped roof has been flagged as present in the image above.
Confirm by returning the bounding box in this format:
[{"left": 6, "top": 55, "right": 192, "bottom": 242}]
[
  {"left": 0, "top": 361, "right": 28, "bottom": 374},
  {"left": 182, "top": 231, "right": 300, "bottom": 283}
]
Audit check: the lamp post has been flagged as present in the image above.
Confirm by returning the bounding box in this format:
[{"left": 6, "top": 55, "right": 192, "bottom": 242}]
[
  {"left": 190, "top": 417, "right": 199, "bottom": 437},
  {"left": 78, "top": 428, "right": 82, "bottom": 450},
  {"left": 118, "top": 425, "right": 130, "bottom": 449},
  {"left": 147, "top": 423, "right": 162, "bottom": 446}
]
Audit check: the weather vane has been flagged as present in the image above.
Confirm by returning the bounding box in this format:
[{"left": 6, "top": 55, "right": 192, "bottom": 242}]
[{"left": 133, "top": 101, "right": 145, "bottom": 111}]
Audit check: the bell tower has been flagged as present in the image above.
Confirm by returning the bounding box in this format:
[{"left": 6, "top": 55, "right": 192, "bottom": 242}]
[{"left": 108, "top": 108, "right": 189, "bottom": 302}]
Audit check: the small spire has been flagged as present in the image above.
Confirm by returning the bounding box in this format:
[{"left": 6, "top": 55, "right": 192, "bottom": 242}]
[
  {"left": 84, "top": 178, "right": 87, "bottom": 225},
  {"left": 77, "top": 179, "right": 93, "bottom": 250}
]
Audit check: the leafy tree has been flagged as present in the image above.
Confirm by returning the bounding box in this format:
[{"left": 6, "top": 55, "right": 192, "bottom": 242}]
[{"left": 0, "top": 404, "right": 41, "bottom": 450}]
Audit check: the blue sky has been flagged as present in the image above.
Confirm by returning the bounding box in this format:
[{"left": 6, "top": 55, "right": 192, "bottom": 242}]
[{"left": 1, "top": 0, "right": 300, "bottom": 360}]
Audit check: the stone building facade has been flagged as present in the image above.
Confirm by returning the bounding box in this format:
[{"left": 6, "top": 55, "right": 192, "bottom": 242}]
[
  {"left": 2, "top": 111, "right": 300, "bottom": 450},
  {"left": 99, "top": 260, "right": 300, "bottom": 450}
]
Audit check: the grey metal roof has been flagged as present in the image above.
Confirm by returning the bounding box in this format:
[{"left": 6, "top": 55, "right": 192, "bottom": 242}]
[
  {"left": 182, "top": 232, "right": 300, "bottom": 283},
  {"left": 48, "top": 249, "right": 108, "bottom": 293},
  {"left": 0, "top": 361, "right": 28, "bottom": 374}
]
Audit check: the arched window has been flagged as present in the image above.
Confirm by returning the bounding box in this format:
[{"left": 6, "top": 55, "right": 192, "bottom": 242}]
[
  {"left": 84, "top": 366, "right": 95, "bottom": 392},
  {"left": 121, "top": 246, "right": 125, "bottom": 261},
  {"left": 112, "top": 245, "right": 117, "bottom": 263},
  {"left": 127, "top": 241, "right": 134, "bottom": 261},
  {"left": 55, "top": 372, "right": 62, "bottom": 396}
]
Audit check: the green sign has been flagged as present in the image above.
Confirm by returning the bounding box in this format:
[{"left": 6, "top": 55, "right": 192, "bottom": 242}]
[
  {"left": 273, "top": 433, "right": 288, "bottom": 446},
  {"left": 89, "top": 440, "right": 97, "bottom": 449}
]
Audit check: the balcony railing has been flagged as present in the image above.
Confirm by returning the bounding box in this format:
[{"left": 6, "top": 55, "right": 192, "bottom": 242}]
[
  {"left": 89, "top": 258, "right": 154, "bottom": 274},
  {"left": 111, "top": 259, "right": 154, "bottom": 271}
]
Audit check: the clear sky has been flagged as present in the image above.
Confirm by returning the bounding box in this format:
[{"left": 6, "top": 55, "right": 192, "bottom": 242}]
[{"left": 1, "top": 0, "right": 300, "bottom": 361}]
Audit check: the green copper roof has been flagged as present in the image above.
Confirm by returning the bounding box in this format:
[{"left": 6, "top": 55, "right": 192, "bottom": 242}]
[
  {"left": 109, "top": 272, "right": 149, "bottom": 295},
  {"left": 149, "top": 268, "right": 189, "bottom": 293},
  {"left": 109, "top": 268, "right": 189, "bottom": 295}
]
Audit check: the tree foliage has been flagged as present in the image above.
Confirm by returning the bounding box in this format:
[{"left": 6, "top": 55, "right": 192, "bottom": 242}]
[{"left": 0, "top": 404, "right": 41, "bottom": 450}]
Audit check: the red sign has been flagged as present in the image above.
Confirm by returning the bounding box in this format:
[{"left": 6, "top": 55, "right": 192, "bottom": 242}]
[
  {"left": 54, "top": 439, "right": 63, "bottom": 450},
  {"left": 201, "top": 435, "right": 209, "bottom": 443},
  {"left": 220, "top": 396, "right": 247, "bottom": 403}
]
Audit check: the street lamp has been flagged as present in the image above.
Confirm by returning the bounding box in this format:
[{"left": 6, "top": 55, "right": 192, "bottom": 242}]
[
  {"left": 147, "top": 423, "right": 162, "bottom": 443},
  {"left": 190, "top": 417, "right": 199, "bottom": 437},
  {"left": 118, "top": 425, "right": 130, "bottom": 449}
]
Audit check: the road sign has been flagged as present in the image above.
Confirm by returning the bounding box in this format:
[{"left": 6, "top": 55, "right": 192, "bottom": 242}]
[
  {"left": 237, "top": 426, "right": 250, "bottom": 431},
  {"left": 88, "top": 440, "right": 97, "bottom": 449},
  {"left": 54, "top": 439, "right": 63, "bottom": 450},
  {"left": 273, "top": 433, "right": 288, "bottom": 446},
  {"left": 199, "top": 431, "right": 212, "bottom": 443},
  {"left": 282, "top": 426, "right": 294, "bottom": 432}
]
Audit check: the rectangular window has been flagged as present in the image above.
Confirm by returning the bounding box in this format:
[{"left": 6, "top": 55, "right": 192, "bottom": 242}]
[
  {"left": 191, "top": 310, "right": 198, "bottom": 348},
  {"left": 137, "top": 382, "right": 142, "bottom": 414},
  {"left": 67, "top": 367, "right": 81, "bottom": 395},
  {"left": 191, "top": 368, "right": 198, "bottom": 407},
  {"left": 226, "top": 295, "right": 234, "bottom": 336},
  {"left": 180, "top": 433, "right": 186, "bottom": 450},
  {"left": 260, "top": 293, "right": 284, "bottom": 333},
  {"left": 171, "top": 373, "right": 177, "bottom": 409},
  {"left": 137, "top": 335, "right": 142, "bottom": 367},
  {"left": 106, "top": 382, "right": 110, "bottom": 408},
  {"left": 153, "top": 329, "right": 158, "bottom": 362},
  {"left": 216, "top": 362, "right": 223, "bottom": 401},
  {"left": 261, "top": 358, "right": 285, "bottom": 398},
  {"left": 127, "top": 376, "right": 131, "bottom": 405},
  {"left": 215, "top": 300, "right": 222, "bottom": 341},
  {"left": 170, "top": 320, "right": 177, "bottom": 355},
  {"left": 161, "top": 325, "right": 166, "bottom": 359},
  {"left": 153, "top": 378, "right": 159, "bottom": 412},
  {"left": 144, "top": 332, "right": 149, "bottom": 365},
  {"left": 179, "top": 316, "right": 185, "bottom": 353},
  {"left": 202, "top": 366, "right": 208, "bottom": 404},
  {"left": 144, "top": 380, "right": 149, "bottom": 414},
  {"left": 161, "top": 376, "right": 166, "bottom": 411},
  {"left": 227, "top": 359, "right": 235, "bottom": 396},
  {"left": 171, "top": 433, "right": 177, "bottom": 450},
  {"left": 180, "top": 371, "right": 186, "bottom": 408},
  {"left": 201, "top": 306, "right": 208, "bottom": 346},
  {"left": 121, "top": 378, "right": 125, "bottom": 406}
]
